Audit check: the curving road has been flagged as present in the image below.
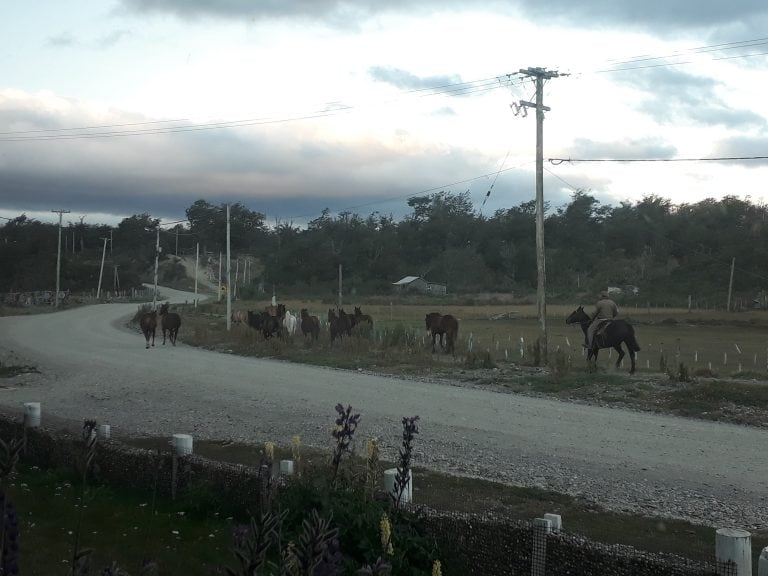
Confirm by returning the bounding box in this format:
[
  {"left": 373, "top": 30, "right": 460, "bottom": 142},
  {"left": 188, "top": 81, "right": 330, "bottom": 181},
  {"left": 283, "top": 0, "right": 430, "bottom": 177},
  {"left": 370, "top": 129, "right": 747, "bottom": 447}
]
[{"left": 0, "top": 288, "right": 766, "bottom": 529}]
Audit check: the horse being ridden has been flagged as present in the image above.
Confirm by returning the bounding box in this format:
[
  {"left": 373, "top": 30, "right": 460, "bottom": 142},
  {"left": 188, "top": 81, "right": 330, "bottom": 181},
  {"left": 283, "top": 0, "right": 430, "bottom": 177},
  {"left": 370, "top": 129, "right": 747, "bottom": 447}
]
[
  {"left": 159, "top": 302, "right": 182, "bottom": 346},
  {"left": 300, "top": 309, "right": 320, "bottom": 340},
  {"left": 566, "top": 305, "right": 641, "bottom": 373},
  {"left": 139, "top": 309, "right": 157, "bottom": 349},
  {"left": 425, "top": 312, "right": 459, "bottom": 355}
]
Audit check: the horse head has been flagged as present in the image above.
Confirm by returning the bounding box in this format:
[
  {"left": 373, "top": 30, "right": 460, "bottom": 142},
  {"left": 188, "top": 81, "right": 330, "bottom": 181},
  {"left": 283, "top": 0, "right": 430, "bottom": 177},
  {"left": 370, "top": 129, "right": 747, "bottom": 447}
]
[
  {"left": 354, "top": 306, "right": 362, "bottom": 316},
  {"left": 159, "top": 302, "right": 170, "bottom": 316},
  {"left": 565, "top": 305, "right": 588, "bottom": 325}
]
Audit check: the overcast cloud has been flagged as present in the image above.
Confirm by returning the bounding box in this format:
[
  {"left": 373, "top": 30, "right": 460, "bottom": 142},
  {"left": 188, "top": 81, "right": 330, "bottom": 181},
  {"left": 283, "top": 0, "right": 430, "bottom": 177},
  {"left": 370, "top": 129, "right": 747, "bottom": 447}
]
[{"left": 2, "top": 1, "right": 768, "bottom": 226}]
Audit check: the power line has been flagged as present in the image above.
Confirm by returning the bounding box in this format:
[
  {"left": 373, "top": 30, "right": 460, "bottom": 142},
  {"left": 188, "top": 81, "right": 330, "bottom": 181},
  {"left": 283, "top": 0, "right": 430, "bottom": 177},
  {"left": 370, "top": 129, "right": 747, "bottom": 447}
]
[
  {"left": 0, "top": 118, "right": 190, "bottom": 136},
  {"left": 0, "top": 75, "right": 521, "bottom": 142},
  {"left": 549, "top": 156, "right": 768, "bottom": 164}
]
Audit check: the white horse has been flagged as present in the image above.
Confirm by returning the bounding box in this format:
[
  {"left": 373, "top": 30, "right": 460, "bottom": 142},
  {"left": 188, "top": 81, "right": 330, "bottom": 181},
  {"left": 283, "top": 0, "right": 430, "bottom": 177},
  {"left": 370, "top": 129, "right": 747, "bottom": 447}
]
[{"left": 283, "top": 309, "right": 298, "bottom": 336}]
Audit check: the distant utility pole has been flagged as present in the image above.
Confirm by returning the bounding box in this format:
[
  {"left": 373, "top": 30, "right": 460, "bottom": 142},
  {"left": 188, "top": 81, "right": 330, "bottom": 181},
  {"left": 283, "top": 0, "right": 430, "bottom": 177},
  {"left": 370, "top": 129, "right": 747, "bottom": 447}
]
[
  {"left": 218, "top": 251, "right": 223, "bottom": 302},
  {"left": 727, "top": 257, "right": 736, "bottom": 312},
  {"left": 226, "top": 204, "right": 232, "bottom": 331},
  {"left": 175, "top": 228, "right": 179, "bottom": 257},
  {"left": 194, "top": 242, "right": 199, "bottom": 308},
  {"left": 152, "top": 226, "right": 160, "bottom": 310},
  {"left": 96, "top": 237, "right": 109, "bottom": 300},
  {"left": 51, "top": 209, "right": 70, "bottom": 308},
  {"left": 515, "top": 66, "right": 566, "bottom": 364},
  {"left": 338, "top": 264, "right": 343, "bottom": 309}
]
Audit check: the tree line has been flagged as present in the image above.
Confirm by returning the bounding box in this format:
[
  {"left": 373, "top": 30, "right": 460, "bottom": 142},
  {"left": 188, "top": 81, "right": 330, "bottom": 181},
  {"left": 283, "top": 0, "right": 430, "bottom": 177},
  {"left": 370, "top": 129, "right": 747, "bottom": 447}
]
[{"left": 2, "top": 192, "right": 767, "bottom": 306}]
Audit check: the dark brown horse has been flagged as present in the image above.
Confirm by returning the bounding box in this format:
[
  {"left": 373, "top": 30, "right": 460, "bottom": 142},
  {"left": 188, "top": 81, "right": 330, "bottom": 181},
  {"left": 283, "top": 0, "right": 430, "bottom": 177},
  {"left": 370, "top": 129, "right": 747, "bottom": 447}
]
[
  {"left": 566, "top": 305, "right": 641, "bottom": 374},
  {"left": 353, "top": 306, "right": 374, "bottom": 327},
  {"left": 425, "top": 312, "right": 459, "bottom": 354},
  {"left": 328, "top": 309, "right": 342, "bottom": 342},
  {"left": 300, "top": 308, "right": 320, "bottom": 340},
  {"left": 139, "top": 309, "right": 157, "bottom": 349},
  {"left": 159, "top": 302, "right": 181, "bottom": 346},
  {"left": 338, "top": 308, "right": 353, "bottom": 336}
]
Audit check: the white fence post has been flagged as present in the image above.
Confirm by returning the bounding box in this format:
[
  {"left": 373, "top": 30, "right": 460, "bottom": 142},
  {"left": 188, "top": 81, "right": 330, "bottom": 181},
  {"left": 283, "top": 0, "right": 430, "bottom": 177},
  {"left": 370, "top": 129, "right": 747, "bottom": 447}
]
[
  {"left": 383, "top": 468, "right": 412, "bottom": 504},
  {"left": 716, "top": 528, "right": 751, "bottom": 576},
  {"left": 172, "top": 433, "right": 193, "bottom": 456},
  {"left": 23, "top": 402, "right": 41, "bottom": 428},
  {"left": 758, "top": 546, "right": 768, "bottom": 576}
]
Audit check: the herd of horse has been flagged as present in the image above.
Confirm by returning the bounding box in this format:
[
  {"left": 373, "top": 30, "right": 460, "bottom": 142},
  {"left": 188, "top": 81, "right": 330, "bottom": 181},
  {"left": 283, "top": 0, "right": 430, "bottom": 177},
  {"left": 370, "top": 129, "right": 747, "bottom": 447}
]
[
  {"left": 139, "top": 302, "right": 181, "bottom": 349},
  {"left": 139, "top": 300, "right": 641, "bottom": 373}
]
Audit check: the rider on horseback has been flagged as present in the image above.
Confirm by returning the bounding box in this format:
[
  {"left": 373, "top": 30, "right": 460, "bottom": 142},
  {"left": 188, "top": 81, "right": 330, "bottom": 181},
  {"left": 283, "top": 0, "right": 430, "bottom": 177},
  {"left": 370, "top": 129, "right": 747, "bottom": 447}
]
[{"left": 585, "top": 292, "right": 619, "bottom": 349}]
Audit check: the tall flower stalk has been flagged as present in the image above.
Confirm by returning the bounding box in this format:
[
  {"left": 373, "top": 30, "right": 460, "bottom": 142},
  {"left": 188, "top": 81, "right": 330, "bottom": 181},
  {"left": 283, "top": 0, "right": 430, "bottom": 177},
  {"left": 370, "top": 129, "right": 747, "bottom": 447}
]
[
  {"left": 330, "top": 404, "right": 360, "bottom": 484},
  {"left": 393, "top": 416, "right": 419, "bottom": 508}
]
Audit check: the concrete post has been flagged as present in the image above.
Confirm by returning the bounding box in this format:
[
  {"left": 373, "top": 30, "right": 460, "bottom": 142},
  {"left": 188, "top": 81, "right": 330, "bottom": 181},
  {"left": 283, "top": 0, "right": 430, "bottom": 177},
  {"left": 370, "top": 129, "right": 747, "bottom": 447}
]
[
  {"left": 279, "top": 460, "right": 294, "bottom": 476},
  {"left": 97, "top": 424, "right": 111, "bottom": 440},
  {"left": 716, "top": 528, "right": 751, "bottom": 576}
]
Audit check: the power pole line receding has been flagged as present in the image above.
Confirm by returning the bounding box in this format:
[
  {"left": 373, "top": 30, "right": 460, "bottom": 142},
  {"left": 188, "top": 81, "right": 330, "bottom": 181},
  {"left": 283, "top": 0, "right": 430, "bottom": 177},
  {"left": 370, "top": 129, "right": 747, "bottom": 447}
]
[
  {"left": 51, "top": 209, "right": 70, "bottom": 308},
  {"left": 516, "top": 67, "right": 567, "bottom": 364}
]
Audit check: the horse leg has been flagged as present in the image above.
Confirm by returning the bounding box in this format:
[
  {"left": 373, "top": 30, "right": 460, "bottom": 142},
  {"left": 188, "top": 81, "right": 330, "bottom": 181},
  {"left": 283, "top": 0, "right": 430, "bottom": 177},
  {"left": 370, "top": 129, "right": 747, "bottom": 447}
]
[
  {"left": 431, "top": 333, "right": 436, "bottom": 353},
  {"left": 614, "top": 345, "right": 624, "bottom": 370},
  {"left": 587, "top": 348, "right": 598, "bottom": 372},
  {"left": 628, "top": 348, "right": 636, "bottom": 374}
]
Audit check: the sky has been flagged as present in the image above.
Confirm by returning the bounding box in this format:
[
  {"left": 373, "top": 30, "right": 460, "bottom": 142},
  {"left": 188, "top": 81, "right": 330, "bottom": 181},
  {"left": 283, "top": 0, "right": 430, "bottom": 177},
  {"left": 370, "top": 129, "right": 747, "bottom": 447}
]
[{"left": 1, "top": 0, "right": 767, "bottom": 228}]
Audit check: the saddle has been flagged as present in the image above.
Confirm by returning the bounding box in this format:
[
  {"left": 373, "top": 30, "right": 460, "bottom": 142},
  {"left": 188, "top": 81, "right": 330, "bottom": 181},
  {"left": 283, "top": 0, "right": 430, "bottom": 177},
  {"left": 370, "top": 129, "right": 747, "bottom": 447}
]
[{"left": 593, "top": 319, "right": 612, "bottom": 346}]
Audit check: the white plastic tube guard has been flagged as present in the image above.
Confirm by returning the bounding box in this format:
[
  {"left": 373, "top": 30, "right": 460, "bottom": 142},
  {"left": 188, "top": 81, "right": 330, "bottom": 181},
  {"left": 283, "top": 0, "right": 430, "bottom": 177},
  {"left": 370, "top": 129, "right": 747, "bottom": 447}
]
[
  {"left": 172, "top": 433, "right": 193, "bottom": 456},
  {"left": 23, "top": 402, "right": 41, "bottom": 428}
]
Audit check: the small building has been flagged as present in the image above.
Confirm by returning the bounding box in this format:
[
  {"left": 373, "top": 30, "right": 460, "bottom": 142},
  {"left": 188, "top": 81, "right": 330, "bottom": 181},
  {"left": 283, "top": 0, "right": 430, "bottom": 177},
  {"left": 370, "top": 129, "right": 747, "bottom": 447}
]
[{"left": 392, "top": 276, "right": 447, "bottom": 296}]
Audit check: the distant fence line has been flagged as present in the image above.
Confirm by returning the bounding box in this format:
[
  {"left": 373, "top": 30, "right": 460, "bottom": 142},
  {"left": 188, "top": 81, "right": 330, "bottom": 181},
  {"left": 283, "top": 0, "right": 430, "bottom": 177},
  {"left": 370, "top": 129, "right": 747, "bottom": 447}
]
[{"left": 1, "top": 288, "right": 153, "bottom": 307}]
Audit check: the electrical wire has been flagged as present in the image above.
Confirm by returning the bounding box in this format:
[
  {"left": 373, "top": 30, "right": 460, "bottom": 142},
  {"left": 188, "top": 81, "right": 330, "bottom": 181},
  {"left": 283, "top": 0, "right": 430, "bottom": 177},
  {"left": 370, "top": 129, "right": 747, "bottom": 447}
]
[{"left": 549, "top": 156, "right": 768, "bottom": 164}]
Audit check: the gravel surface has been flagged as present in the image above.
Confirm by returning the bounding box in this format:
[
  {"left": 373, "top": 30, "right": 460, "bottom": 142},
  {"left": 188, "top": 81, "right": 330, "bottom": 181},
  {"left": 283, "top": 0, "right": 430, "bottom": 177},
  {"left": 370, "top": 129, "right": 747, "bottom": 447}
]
[{"left": 0, "top": 287, "right": 766, "bottom": 531}]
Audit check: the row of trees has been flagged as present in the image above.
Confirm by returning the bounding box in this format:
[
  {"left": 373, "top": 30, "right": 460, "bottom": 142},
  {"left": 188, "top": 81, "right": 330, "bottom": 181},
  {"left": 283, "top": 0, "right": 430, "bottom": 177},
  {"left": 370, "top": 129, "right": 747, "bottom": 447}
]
[{"left": 2, "top": 192, "right": 767, "bottom": 304}]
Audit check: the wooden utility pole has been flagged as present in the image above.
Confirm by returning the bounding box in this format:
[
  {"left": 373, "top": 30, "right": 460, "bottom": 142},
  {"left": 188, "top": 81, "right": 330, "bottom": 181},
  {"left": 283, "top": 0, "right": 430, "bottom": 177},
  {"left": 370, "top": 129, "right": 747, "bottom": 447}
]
[
  {"left": 96, "top": 237, "right": 109, "bottom": 299},
  {"left": 194, "top": 242, "right": 199, "bottom": 308},
  {"left": 152, "top": 227, "right": 160, "bottom": 310},
  {"left": 226, "top": 204, "right": 232, "bottom": 331},
  {"left": 727, "top": 257, "right": 736, "bottom": 312},
  {"left": 338, "top": 264, "right": 342, "bottom": 309},
  {"left": 517, "top": 67, "right": 565, "bottom": 364},
  {"left": 51, "top": 209, "right": 70, "bottom": 307}
]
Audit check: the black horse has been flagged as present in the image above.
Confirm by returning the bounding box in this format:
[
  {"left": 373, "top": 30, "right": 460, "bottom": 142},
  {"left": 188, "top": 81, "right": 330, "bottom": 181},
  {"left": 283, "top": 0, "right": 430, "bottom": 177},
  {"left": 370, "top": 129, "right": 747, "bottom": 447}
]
[
  {"left": 159, "top": 302, "right": 181, "bottom": 346},
  {"left": 328, "top": 309, "right": 343, "bottom": 342},
  {"left": 565, "top": 306, "right": 641, "bottom": 374},
  {"left": 353, "top": 306, "right": 374, "bottom": 327},
  {"left": 139, "top": 309, "right": 157, "bottom": 349},
  {"left": 425, "top": 312, "right": 459, "bottom": 355},
  {"left": 338, "top": 309, "right": 353, "bottom": 336},
  {"left": 300, "top": 308, "right": 320, "bottom": 340}
]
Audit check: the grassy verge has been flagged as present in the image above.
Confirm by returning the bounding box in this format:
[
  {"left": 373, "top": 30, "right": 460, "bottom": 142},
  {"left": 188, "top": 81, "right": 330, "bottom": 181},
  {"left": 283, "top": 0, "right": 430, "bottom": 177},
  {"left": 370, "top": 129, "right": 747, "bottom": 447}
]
[
  {"left": 124, "top": 438, "right": 768, "bottom": 568},
  {"left": 11, "top": 464, "right": 232, "bottom": 575}
]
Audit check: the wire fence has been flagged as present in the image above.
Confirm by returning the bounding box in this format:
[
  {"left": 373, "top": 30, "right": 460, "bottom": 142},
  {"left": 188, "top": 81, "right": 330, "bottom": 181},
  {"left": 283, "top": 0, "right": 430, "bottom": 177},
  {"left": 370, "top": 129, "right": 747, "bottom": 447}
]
[{"left": 0, "top": 414, "right": 735, "bottom": 576}]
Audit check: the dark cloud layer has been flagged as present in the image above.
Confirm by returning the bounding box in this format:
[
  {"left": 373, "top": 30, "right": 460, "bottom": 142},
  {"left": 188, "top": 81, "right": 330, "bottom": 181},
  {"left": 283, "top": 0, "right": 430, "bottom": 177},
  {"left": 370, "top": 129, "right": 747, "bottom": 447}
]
[
  {"left": 368, "top": 67, "right": 462, "bottom": 91},
  {"left": 615, "top": 67, "right": 767, "bottom": 129},
  {"left": 567, "top": 137, "right": 677, "bottom": 160},
  {"left": 118, "top": 0, "right": 768, "bottom": 34},
  {"left": 0, "top": 97, "right": 552, "bottom": 226}
]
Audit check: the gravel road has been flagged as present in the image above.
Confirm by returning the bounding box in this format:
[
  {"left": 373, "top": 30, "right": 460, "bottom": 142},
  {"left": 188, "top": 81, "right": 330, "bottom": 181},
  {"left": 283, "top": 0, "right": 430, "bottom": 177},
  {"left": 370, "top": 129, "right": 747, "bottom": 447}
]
[{"left": 0, "top": 288, "right": 766, "bottom": 530}]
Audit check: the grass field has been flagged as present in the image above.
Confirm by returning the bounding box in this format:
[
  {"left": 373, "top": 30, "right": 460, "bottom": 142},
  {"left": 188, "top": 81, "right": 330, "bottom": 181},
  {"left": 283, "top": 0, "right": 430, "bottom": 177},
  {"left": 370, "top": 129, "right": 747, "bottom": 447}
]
[{"left": 165, "top": 298, "right": 768, "bottom": 427}]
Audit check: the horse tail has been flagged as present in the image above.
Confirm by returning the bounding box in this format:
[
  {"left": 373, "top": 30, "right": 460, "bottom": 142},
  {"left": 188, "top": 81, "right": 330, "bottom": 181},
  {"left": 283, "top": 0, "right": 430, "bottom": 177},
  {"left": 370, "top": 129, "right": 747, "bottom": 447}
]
[{"left": 627, "top": 327, "right": 641, "bottom": 352}]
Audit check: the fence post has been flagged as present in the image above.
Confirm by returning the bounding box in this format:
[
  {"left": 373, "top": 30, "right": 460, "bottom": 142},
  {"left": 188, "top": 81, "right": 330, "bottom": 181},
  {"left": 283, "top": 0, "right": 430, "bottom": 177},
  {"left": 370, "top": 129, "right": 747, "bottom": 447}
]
[
  {"left": 716, "top": 528, "right": 751, "bottom": 576},
  {"left": 758, "top": 546, "right": 768, "bottom": 576},
  {"left": 531, "top": 517, "right": 552, "bottom": 576}
]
